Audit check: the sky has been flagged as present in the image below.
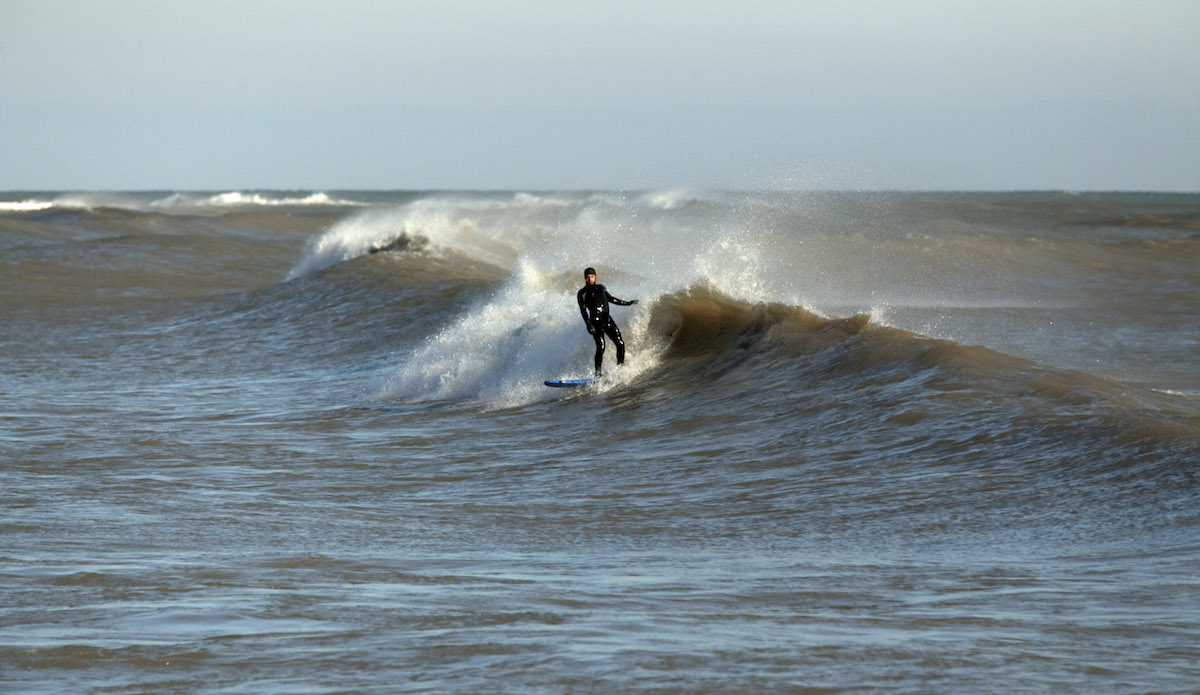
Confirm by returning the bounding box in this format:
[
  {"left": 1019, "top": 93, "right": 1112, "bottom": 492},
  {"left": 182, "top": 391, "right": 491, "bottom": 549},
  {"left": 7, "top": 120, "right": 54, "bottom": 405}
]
[{"left": 2, "top": 0, "right": 1198, "bottom": 191}]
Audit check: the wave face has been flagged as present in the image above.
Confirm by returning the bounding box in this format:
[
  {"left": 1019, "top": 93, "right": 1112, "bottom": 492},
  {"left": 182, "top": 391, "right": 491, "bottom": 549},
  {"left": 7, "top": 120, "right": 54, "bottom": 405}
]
[{"left": 2, "top": 190, "right": 1198, "bottom": 694}]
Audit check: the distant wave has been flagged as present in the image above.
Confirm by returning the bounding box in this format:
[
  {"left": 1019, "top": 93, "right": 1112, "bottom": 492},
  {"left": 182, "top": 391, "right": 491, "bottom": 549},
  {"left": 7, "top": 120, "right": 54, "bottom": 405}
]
[
  {"left": 0, "top": 195, "right": 126, "bottom": 212},
  {"left": 149, "top": 191, "right": 368, "bottom": 209},
  {"left": 0, "top": 191, "right": 367, "bottom": 214},
  {"left": 0, "top": 199, "right": 56, "bottom": 212}
]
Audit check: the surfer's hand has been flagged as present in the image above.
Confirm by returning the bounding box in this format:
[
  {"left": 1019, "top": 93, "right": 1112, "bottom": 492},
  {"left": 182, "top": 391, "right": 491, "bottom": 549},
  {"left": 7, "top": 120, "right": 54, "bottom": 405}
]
[
  {"left": 586, "top": 324, "right": 596, "bottom": 335},
  {"left": 630, "top": 299, "right": 638, "bottom": 305}
]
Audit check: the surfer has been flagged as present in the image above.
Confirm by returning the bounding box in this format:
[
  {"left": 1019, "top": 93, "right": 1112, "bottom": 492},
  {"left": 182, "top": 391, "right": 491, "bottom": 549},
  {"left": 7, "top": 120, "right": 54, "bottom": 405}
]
[{"left": 577, "top": 267, "right": 638, "bottom": 375}]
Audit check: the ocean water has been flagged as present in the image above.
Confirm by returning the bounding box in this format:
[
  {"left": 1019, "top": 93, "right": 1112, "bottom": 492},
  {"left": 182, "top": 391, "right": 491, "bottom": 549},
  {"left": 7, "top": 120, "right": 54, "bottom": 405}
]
[{"left": 1, "top": 190, "right": 1197, "bottom": 693}]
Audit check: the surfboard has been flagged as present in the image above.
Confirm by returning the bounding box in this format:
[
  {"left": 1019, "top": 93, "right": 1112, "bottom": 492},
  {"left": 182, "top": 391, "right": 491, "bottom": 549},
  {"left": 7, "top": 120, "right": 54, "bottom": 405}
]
[{"left": 544, "top": 378, "right": 599, "bottom": 388}]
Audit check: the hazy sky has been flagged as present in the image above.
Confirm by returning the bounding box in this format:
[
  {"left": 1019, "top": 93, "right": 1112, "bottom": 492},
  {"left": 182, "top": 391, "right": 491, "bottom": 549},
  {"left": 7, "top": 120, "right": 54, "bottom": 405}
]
[{"left": 2, "top": 0, "right": 1198, "bottom": 190}]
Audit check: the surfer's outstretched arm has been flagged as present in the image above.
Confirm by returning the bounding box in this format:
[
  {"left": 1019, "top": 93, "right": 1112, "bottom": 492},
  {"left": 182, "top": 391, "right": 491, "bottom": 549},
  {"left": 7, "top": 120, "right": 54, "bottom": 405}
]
[{"left": 605, "top": 291, "right": 637, "bottom": 306}]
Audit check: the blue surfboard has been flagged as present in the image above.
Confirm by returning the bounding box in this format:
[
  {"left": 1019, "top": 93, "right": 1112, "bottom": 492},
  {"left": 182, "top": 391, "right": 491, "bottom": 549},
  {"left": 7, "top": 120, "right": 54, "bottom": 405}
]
[{"left": 544, "top": 378, "right": 599, "bottom": 388}]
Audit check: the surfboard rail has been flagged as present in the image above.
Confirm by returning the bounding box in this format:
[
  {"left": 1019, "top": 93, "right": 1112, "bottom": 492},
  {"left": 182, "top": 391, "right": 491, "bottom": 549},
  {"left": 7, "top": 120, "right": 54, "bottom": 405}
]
[{"left": 544, "top": 378, "right": 599, "bottom": 388}]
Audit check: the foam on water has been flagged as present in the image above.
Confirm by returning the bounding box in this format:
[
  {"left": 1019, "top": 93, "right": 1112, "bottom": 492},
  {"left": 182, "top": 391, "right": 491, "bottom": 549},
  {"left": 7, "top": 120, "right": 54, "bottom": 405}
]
[{"left": 376, "top": 259, "right": 655, "bottom": 408}]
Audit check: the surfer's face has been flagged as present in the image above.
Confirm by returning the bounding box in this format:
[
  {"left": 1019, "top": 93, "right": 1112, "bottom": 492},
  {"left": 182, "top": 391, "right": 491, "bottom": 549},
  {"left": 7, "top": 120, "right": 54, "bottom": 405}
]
[{"left": 585, "top": 273, "right": 596, "bottom": 285}]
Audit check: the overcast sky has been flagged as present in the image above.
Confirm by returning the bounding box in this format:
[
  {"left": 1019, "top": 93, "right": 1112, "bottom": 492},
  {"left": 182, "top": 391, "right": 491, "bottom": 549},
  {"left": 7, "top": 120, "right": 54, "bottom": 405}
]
[{"left": 2, "top": 0, "right": 1197, "bottom": 191}]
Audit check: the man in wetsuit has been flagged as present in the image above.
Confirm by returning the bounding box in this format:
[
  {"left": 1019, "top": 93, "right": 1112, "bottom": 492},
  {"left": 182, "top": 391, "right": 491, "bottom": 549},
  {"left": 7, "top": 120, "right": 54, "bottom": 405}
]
[{"left": 577, "top": 267, "right": 638, "bottom": 375}]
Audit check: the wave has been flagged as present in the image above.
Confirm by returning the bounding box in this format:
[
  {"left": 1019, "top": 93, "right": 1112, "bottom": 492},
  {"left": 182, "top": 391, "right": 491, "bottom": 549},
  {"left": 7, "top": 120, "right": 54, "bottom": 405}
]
[
  {"left": 0, "top": 193, "right": 146, "bottom": 213},
  {"left": 0, "top": 191, "right": 366, "bottom": 214},
  {"left": 0, "top": 199, "right": 56, "bottom": 212},
  {"left": 369, "top": 272, "right": 1199, "bottom": 441},
  {"left": 286, "top": 193, "right": 609, "bottom": 280},
  {"left": 656, "top": 290, "right": 1199, "bottom": 478},
  {"left": 285, "top": 202, "right": 524, "bottom": 281},
  {"left": 613, "top": 286, "right": 1190, "bottom": 411},
  {"left": 149, "top": 191, "right": 368, "bottom": 209}
]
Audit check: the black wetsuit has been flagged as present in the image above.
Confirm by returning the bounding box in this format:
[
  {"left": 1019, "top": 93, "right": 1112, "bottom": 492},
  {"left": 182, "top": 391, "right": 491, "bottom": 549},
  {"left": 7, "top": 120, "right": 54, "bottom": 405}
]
[{"left": 577, "top": 283, "right": 635, "bottom": 374}]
